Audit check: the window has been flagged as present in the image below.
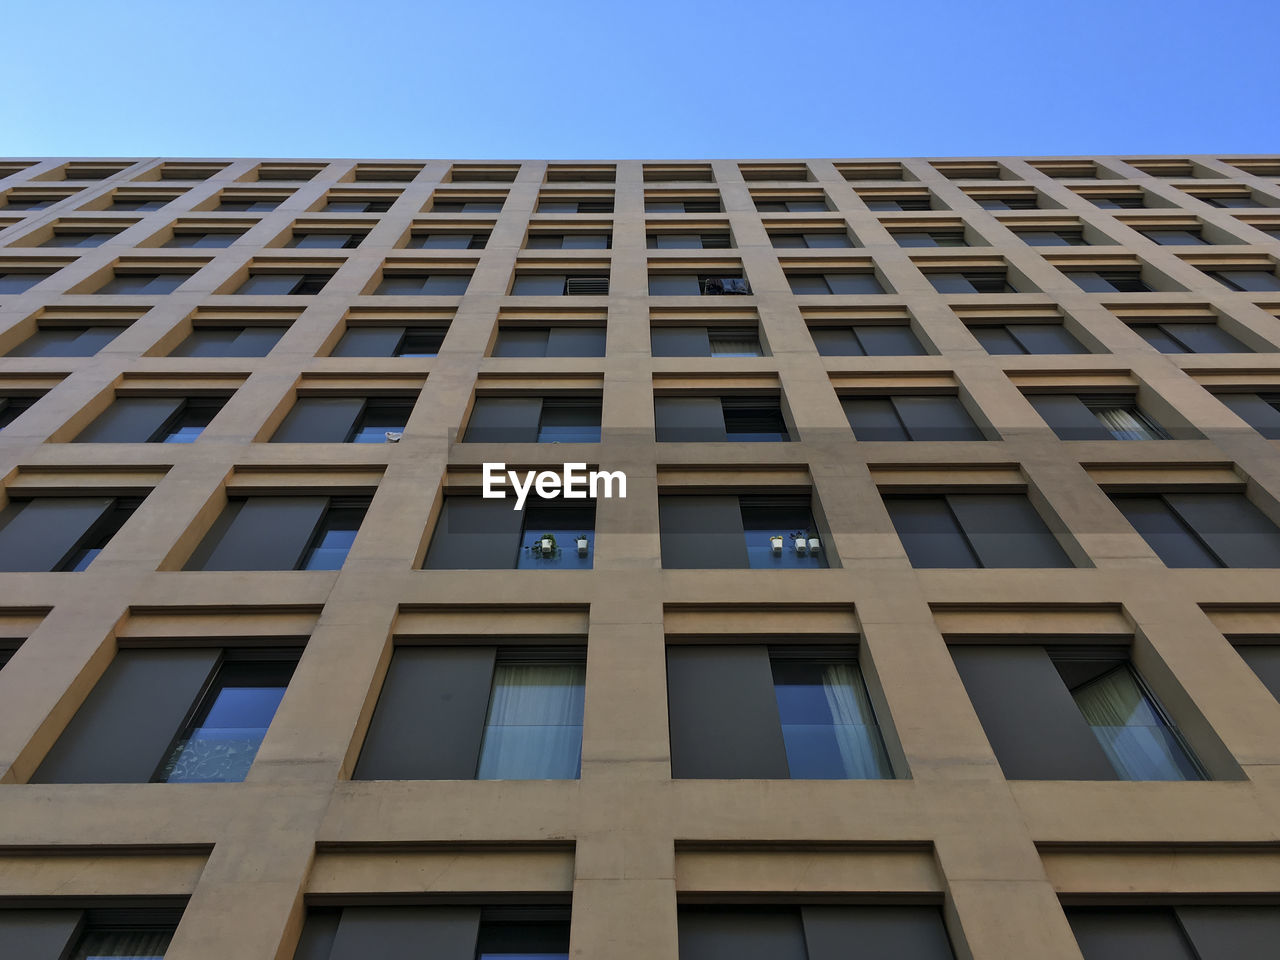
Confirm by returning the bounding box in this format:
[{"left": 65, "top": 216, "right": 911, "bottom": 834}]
[
  {"left": 431, "top": 199, "right": 505, "bottom": 213},
  {"left": 970, "top": 322, "right": 1087, "bottom": 354},
  {"left": 1111, "top": 492, "right": 1280, "bottom": 568},
  {"left": 493, "top": 325, "right": 605, "bottom": 357},
  {"left": 1067, "top": 905, "right": 1280, "bottom": 960},
  {"left": 769, "top": 231, "right": 851, "bottom": 248},
  {"left": 843, "top": 395, "right": 984, "bottom": 441},
  {"left": 236, "top": 273, "right": 330, "bottom": 295},
  {"left": 75, "top": 396, "right": 227, "bottom": 443},
  {"left": 184, "top": 496, "right": 370, "bottom": 570},
  {"left": 536, "top": 198, "right": 613, "bottom": 213},
  {"left": 884, "top": 494, "right": 1072, "bottom": 568},
  {"left": 1014, "top": 229, "right": 1088, "bottom": 246},
  {"left": 1237, "top": 645, "right": 1280, "bottom": 701},
  {"left": 1067, "top": 270, "right": 1152, "bottom": 292},
  {"left": 423, "top": 497, "right": 595, "bottom": 570},
  {"left": 658, "top": 494, "right": 827, "bottom": 568},
  {"left": 511, "top": 273, "right": 609, "bottom": 295},
  {"left": 927, "top": 271, "right": 1014, "bottom": 293},
  {"left": 651, "top": 325, "right": 763, "bottom": 357},
  {"left": 787, "top": 272, "right": 883, "bottom": 294},
  {"left": 644, "top": 198, "right": 722, "bottom": 213},
  {"left": 894, "top": 230, "right": 967, "bottom": 247},
  {"left": 374, "top": 272, "right": 471, "bottom": 295},
  {"left": 164, "top": 230, "right": 241, "bottom": 248},
  {"left": 109, "top": 197, "right": 169, "bottom": 211},
  {"left": 667, "top": 647, "right": 892, "bottom": 779},
  {"left": 977, "top": 196, "right": 1038, "bottom": 210},
  {"left": 863, "top": 195, "right": 932, "bottom": 211},
  {"left": 270, "top": 397, "right": 414, "bottom": 443},
  {"left": 1028, "top": 394, "right": 1168, "bottom": 440},
  {"left": 8, "top": 324, "right": 123, "bottom": 356},
  {"left": 331, "top": 325, "right": 448, "bottom": 357},
  {"left": 171, "top": 325, "right": 286, "bottom": 357},
  {"left": 1203, "top": 195, "right": 1263, "bottom": 208},
  {"left": 32, "top": 649, "right": 296, "bottom": 784},
  {"left": 0, "top": 496, "right": 142, "bottom": 572},
  {"left": 323, "top": 198, "right": 392, "bottom": 212},
  {"left": 407, "top": 231, "right": 490, "bottom": 249},
  {"left": 1206, "top": 269, "right": 1280, "bottom": 291},
  {"left": 647, "top": 233, "right": 730, "bottom": 249},
  {"left": 1131, "top": 321, "right": 1249, "bottom": 353},
  {"left": 286, "top": 231, "right": 363, "bottom": 249},
  {"left": 95, "top": 272, "right": 191, "bottom": 294},
  {"left": 809, "top": 323, "right": 925, "bottom": 356},
  {"left": 41, "top": 230, "right": 118, "bottom": 247},
  {"left": 0, "top": 395, "right": 38, "bottom": 430},
  {"left": 526, "top": 232, "right": 609, "bottom": 249},
  {"left": 464, "top": 396, "right": 601, "bottom": 443},
  {"left": 5, "top": 195, "right": 61, "bottom": 210},
  {"left": 293, "top": 906, "right": 571, "bottom": 960},
  {"left": 678, "top": 906, "right": 955, "bottom": 960},
  {"left": 0, "top": 271, "right": 54, "bottom": 294},
  {"left": 952, "top": 646, "right": 1202, "bottom": 780},
  {"left": 0, "top": 906, "right": 183, "bottom": 959},
  {"left": 1217, "top": 392, "right": 1280, "bottom": 439},
  {"left": 1141, "top": 228, "right": 1207, "bottom": 245},
  {"left": 217, "top": 198, "right": 281, "bottom": 212},
  {"left": 649, "top": 273, "right": 750, "bottom": 295},
  {"left": 655, "top": 396, "right": 788, "bottom": 441},
  {"left": 353, "top": 646, "right": 583, "bottom": 781},
  {"left": 1091, "top": 195, "right": 1145, "bottom": 209},
  {"left": 755, "top": 198, "right": 829, "bottom": 212}
]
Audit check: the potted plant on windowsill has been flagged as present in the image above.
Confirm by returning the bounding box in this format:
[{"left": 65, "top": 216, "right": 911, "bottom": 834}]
[
  {"left": 576, "top": 534, "right": 589, "bottom": 556},
  {"left": 770, "top": 534, "right": 784, "bottom": 554},
  {"left": 528, "top": 533, "right": 557, "bottom": 558},
  {"left": 793, "top": 530, "right": 808, "bottom": 555}
]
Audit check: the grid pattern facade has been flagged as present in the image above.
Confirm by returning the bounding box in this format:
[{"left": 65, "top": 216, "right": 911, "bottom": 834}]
[{"left": 1, "top": 154, "right": 1280, "bottom": 959}]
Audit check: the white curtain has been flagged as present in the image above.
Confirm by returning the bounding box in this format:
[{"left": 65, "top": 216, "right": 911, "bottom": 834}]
[
  {"left": 73, "top": 930, "right": 172, "bottom": 958},
  {"left": 477, "top": 664, "right": 585, "bottom": 780},
  {"left": 821, "top": 663, "right": 892, "bottom": 779},
  {"left": 1095, "top": 407, "right": 1160, "bottom": 441},
  {"left": 1072, "top": 666, "right": 1195, "bottom": 780},
  {"left": 709, "top": 335, "right": 760, "bottom": 357}
]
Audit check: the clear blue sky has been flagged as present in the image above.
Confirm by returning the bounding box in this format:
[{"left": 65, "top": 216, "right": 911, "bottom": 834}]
[{"left": 5, "top": 0, "right": 1278, "bottom": 160}]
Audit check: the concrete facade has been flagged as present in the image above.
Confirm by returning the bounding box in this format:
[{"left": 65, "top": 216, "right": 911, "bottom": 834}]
[{"left": 0, "top": 154, "right": 1279, "bottom": 958}]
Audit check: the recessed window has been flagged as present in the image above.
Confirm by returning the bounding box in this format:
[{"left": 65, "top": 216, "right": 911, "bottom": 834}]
[
  {"left": 5, "top": 194, "right": 64, "bottom": 211},
  {"left": 1091, "top": 194, "right": 1145, "bottom": 209},
  {"left": 1014, "top": 229, "right": 1088, "bottom": 246},
  {"left": 658, "top": 494, "right": 828, "bottom": 569},
  {"left": 770, "top": 231, "right": 851, "bottom": 248},
  {"left": 755, "top": 197, "right": 829, "bottom": 213},
  {"left": 1028, "top": 394, "right": 1168, "bottom": 440},
  {"left": 976, "top": 195, "right": 1038, "bottom": 210},
  {"left": 424, "top": 496, "right": 596, "bottom": 570},
  {"left": 1111, "top": 492, "right": 1280, "bottom": 568},
  {"left": 862, "top": 195, "right": 932, "bottom": 211},
  {"left": 7, "top": 324, "right": 124, "bottom": 357},
  {"left": 1067, "top": 270, "right": 1151, "bottom": 293},
  {"left": 0, "top": 495, "right": 143, "bottom": 572},
  {"left": 927, "top": 271, "right": 1015, "bottom": 293},
  {"left": 75, "top": 396, "right": 228, "bottom": 443},
  {"left": 431, "top": 197, "right": 505, "bottom": 213},
  {"left": 407, "top": 230, "right": 490, "bottom": 249},
  {"left": 375, "top": 272, "right": 471, "bottom": 295},
  {"left": 464, "top": 396, "right": 601, "bottom": 442},
  {"left": 286, "top": 231, "right": 364, "bottom": 249},
  {"left": 217, "top": 197, "right": 281, "bottom": 212},
  {"left": 884, "top": 493, "right": 1072, "bottom": 568},
  {"left": 512, "top": 273, "right": 609, "bottom": 295},
  {"left": 164, "top": 230, "right": 242, "bottom": 248},
  {"left": 809, "top": 323, "right": 925, "bottom": 356},
  {"left": 185, "top": 495, "right": 370, "bottom": 570},
  {"left": 1068, "top": 905, "right": 1280, "bottom": 960},
  {"left": 679, "top": 905, "right": 954, "bottom": 959},
  {"left": 668, "top": 646, "right": 892, "bottom": 779},
  {"left": 236, "top": 272, "right": 330, "bottom": 295},
  {"left": 970, "top": 322, "right": 1086, "bottom": 354},
  {"left": 1140, "top": 228, "right": 1207, "bottom": 245},
  {"left": 649, "top": 273, "right": 749, "bottom": 295},
  {"left": 96, "top": 271, "right": 192, "bottom": 294},
  {"left": 651, "top": 325, "right": 762, "bottom": 357},
  {"left": 332, "top": 324, "right": 448, "bottom": 357},
  {"left": 32, "top": 648, "right": 296, "bottom": 784},
  {"left": 787, "top": 272, "right": 882, "bottom": 295},
  {"left": 655, "top": 396, "right": 789, "bottom": 442},
  {"left": 1205, "top": 268, "right": 1280, "bottom": 292},
  {"left": 536, "top": 197, "right": 613, "bottom": 213},
  {"left": 894, "top": 230, "right": 967, "bottom": 247},
  {"left": 172, "top": 325, "right": 286, "bottom": 357},
  {"left": 0, "top": 270, "right": 55, "bottom": 294},
  {"left": 527, "top": 232, "right": 610, "bottom": 249},
  {"left": 294, "top": 905, "right": 571, "bottom": 958},
  {"left": 1217, "top": 392, "right": 1280, "bottom": 439},
  {"left": 647, "top": 232, "right": 729, "bottom": 249},
  {"left": 843, "top": 395, "right": 984, "bottom": 441},
  {"left": 953, "top": 645, "right": 1201, "bottom": 780},
  {"left": 493, "top": 325, "right": 605, "bottom": 357},
  {"left": 108, "top": 195, "right": 173, "bottom": 211},
  {"left": 40, "top": 229, "right": 119, "bottom": 248},
  {"left": 270, "top": 396, "right": 415, "bottom": 443},
  {"left": 323, "top": 197, "right": 393, "bottom": 213},
  {"left": 644, "top": 198, "right": 722, "bottom": 213},
  {"left": 0, "top": 907, "right": 183, "bottom": 957},
  {"left": 1201, "top": 195, "right": 1263, "bottom": 208},
  {"left": 0, "top": 395, "right": 39, "bottom": 429},
  {"left": 1130, "top": 321, "right": 1249, "bottom": 353}
]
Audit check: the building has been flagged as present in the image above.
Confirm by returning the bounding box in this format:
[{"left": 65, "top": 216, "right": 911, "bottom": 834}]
[{"left": 1, "top": 153, "right": 1280, "bottom": 959}]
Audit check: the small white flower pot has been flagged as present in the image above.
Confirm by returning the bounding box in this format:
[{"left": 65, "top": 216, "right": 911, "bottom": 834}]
[
  {"left": 770, "top": 537, "right": 784, "bottom": 554},
  {"left": 576, "top": 537, "right": 589, "bottom": 556},
  {"left": 794, "top": 538, "right": 807, "bottom": 554},
  {"left": 540, "top": 538, "right": 554, "bottom": 555},
  {"left": 808, "top": 538, "right": 821, "bottom": 553}
]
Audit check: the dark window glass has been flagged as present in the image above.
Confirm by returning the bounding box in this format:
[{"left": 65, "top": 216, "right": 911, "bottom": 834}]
[
  {"left": 1141, "top": 228, "right": 1206, "bottom": 245},
  {"left": 96, "top": 273, "right": 190, "bottom": 295},
  {"left": 1209, "top": 269, "right": 1280, "bottom": 292},
  {"left": 928, "top": 272, "right": 1014, "bottom": 293},
  {"left": 0, "top": 272, "right": 53, "bottom": 294},
  {"left": 738, "top": 496, "right": 828, "bottom": 569},
  {"left": 301, "top": 502, "right": 366, "bottom": 569},
  {"left": 42, "top": 231, "right": 117, "bottom": 247},
  {"left": 884, "top": 494, "right": 1071, "bottom": 568},
  {"left": 171, "top": 326, "right": 286, "bottom": 357},
  {"left": 8, "top": 325, "right": 122, "bottom": 357},
  {"left": 375, "top": 273, "right": 471, "bottom": 295},
  {"left": 0, "top": 396, "right": 38, "bottom": 430},
  {"left": 165, "top": 231, "right": 239, "bottom": 248},
  {"left": 1112, "top": 493, "right": 1280, "bottom": 568},
  {"left": 722, "top": 399, "right": 789, "bottom": 441},
  {"left": 809, "top": 324, "right": 925, "bottom": 356},
  {"left": 515, "top": 500, "right": 596, "bottom": 570},
  {"left": 895, "top": 231, "right": 967, "bottom": 247},
  {"left": 348, "top": 400, "right": 413, "bottom": 443},
  {"left": 218, "top": 199, "right": 280, "bottom": 212},
  {"left": 971, "top": 323, "right": 1087, "bottom": 355},
  {"left": 537, "top": 400, "right": 601, "bottom": 442},
  {"left": 1068, "top": 271, "right": 1151, "bottom": 293},
  {"left": 288, "top": 232, "right": 362, "bottom": 249},
  {"left": 1015, "top": 230, "right": 1087, "bottom": 246},
  {"left": 237, "top": 273, "right": 330, "bottom": 295},
  {"left": 771, "top": 658, "right": 892, "bottom": 779},
  {"left": 1092, "top": 195, "right": 1145, "bottom": 209},
  {"left": 1131, "top": 322, "right": 1249, "bottom": 353}
]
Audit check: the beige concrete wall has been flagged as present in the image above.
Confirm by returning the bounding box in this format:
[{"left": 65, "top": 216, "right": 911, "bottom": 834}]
[{"left": 0, "top": 154, "right": 1278, "bottom": 959}]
